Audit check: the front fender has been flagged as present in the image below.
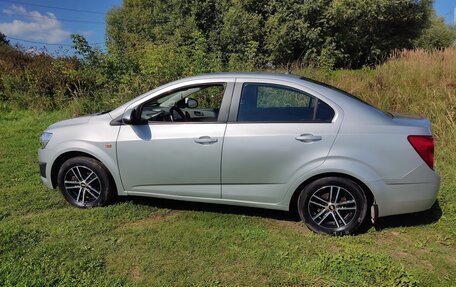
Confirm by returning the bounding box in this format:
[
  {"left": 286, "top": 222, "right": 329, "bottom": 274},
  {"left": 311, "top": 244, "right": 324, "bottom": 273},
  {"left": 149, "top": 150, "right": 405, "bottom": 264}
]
[{"left": 48, "top": 140, "right": 126, "bottom": 196}]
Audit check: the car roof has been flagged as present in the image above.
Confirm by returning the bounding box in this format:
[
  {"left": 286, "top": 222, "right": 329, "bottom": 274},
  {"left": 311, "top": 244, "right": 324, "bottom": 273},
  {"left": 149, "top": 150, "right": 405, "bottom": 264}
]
[
  {"left": 170, "top": 72, "right": 336, "bottom": 97},
  {"left": 182, "top": 72, "right": 302, "bottom": 80},
  {"left": 176, "top": 72, "right": 350, "bottom": 100},
  {"left": 180, "top": 72, "right": 363, "bottom": 104},
  {"left": 179, "top": 72, "right": 391, "bottom": 123}
]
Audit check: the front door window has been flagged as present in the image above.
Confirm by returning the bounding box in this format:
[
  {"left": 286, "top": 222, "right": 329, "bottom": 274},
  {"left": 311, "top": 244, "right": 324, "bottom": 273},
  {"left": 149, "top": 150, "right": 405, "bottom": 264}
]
[{"left": 140, "top": 84, "right": 225, "bottom": 122}]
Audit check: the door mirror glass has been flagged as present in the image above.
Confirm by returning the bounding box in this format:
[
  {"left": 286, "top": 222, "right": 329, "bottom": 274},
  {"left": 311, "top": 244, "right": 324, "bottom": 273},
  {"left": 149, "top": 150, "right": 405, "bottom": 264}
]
[{"left": 186, "top": 98, "right": 198, "bottom": 108}]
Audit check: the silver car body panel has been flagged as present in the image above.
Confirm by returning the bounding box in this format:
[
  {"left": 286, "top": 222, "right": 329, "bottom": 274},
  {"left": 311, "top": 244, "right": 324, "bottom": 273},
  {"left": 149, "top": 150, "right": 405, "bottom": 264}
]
[
  {"left": 38, "top": 72, "right": 440, "bottom": 217},
  {"left": 221, "top": 77, "right": 342, "bottom": 204},
  {"left": 117, "top": 123, "right": 227, "bottom": 197},
  {"left": 39, "top": 113, "right": 126, "bottom": 196}
]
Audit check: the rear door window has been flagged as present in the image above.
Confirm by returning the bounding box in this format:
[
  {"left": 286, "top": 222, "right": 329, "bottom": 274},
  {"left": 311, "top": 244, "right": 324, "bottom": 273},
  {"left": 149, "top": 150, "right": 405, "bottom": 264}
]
[{"left": 237, "top": 83, "right": 335, "bottom": 122}]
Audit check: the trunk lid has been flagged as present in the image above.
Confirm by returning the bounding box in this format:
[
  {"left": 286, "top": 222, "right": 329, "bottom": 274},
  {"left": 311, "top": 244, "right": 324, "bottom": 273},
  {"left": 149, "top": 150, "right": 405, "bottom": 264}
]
[{"left": 391, "top": 113, "right": 432, "bottom": 131}]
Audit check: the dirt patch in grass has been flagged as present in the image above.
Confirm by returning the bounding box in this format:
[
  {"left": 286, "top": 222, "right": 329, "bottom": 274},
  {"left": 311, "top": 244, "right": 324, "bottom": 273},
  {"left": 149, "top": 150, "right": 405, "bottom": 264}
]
[
  {"left": 117, "top": 210, "right": 180, "bottom": 230},
  {"left": 129, "top": 265, "right": 141, "bottom": 281},
  {"left": 265, "top": 218, "right": 311, "bottom": 235}
]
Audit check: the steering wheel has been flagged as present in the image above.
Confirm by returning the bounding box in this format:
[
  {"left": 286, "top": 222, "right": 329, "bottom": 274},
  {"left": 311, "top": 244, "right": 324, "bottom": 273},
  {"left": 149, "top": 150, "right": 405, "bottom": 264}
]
[{"left": 169, "top": 106, "right": 187, "bottom": 121}]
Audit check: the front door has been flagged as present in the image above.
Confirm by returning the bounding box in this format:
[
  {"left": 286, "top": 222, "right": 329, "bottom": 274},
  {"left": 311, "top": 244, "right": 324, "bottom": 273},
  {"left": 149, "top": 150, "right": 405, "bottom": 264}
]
[{"left": 117, "top": 82, "right": 233, "bottom": 198}]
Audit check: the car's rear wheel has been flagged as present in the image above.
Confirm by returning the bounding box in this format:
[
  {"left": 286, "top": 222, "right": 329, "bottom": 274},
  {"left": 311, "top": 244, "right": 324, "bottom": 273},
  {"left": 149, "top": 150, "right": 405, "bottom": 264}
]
[
  {"left": 297, "top": 177, "right": 368, "bottom": 235},
  {"left": 57, "top": 156, "right": 114, "bottom": 208}
]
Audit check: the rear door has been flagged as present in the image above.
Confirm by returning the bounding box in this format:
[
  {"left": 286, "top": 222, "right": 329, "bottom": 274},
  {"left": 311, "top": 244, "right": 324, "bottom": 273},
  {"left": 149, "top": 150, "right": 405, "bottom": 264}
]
[{"left": 221, "top": 78, "right": 342, "bottom": 203}]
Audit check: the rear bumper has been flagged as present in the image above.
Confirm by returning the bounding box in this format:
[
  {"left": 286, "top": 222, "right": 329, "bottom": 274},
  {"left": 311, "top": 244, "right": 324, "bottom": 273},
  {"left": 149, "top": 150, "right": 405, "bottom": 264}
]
[{"left": 371, "top": 176, "right": 440, "bottom": 217}]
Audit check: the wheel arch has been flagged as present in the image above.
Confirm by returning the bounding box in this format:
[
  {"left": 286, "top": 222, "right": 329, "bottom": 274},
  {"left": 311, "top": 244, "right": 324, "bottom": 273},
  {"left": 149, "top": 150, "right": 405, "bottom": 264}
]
[
  {"left": 51, "top": 151, "right": 97, "bottom": 188},
  {"left": 288, "top": 172, "right": 375, "bottom": 215},
  {"left": 50, "top": 150, "right": 123, "bottom": 199}
]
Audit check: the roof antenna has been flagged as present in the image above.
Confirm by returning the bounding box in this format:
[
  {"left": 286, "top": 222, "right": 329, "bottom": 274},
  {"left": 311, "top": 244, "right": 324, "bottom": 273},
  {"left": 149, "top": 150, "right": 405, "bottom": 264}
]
[{"left": 286, "top": 62, "right": 292, "bottom": 74}]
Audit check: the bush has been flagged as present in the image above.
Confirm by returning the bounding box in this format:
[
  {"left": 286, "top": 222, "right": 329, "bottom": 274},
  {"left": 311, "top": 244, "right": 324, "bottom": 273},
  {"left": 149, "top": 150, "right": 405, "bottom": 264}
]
[{"left": 415, "top": 15, "right": 456, "bottom": 50}]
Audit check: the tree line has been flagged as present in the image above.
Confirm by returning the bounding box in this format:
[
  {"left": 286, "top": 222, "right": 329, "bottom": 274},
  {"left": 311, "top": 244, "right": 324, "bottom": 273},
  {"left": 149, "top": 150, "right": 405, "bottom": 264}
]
[{"left": 106, "top": 0, "right": 454, "bottom": 69}]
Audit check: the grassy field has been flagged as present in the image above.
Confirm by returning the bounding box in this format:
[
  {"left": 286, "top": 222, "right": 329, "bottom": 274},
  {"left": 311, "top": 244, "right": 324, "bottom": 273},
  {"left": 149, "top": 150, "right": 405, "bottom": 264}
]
[{"left": 0, "top": 49, "right": 455, "bottom": 286}]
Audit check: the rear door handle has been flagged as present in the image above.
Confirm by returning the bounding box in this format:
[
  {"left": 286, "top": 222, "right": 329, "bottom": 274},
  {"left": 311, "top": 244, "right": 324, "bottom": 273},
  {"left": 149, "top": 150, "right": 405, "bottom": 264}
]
[
  {"left": 295, "top": 134, "right": 322, "bottom": 143},
  {"left": 194, "top": 136, "right": 218, "bottom": 145}
]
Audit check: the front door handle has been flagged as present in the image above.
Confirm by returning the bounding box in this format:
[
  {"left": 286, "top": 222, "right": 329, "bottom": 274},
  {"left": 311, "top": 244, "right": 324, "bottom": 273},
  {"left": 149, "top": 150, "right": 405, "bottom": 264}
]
[
  {"left": 194, "top": 136, "right": 218, "bottom": 145},
  {"left": 295, "top": 134, "right": 322, "bottom": 143}
]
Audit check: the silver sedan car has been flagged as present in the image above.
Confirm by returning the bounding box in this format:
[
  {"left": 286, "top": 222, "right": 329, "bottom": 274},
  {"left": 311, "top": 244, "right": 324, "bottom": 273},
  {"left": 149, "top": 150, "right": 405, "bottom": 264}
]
[{"left": 38, "top": 73, "right": 440, "bottom": 235}]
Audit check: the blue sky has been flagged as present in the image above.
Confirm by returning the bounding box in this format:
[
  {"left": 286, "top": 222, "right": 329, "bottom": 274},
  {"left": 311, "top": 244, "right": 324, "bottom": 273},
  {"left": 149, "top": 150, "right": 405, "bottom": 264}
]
[
  {"left": 0, "top": 0, "right": 121, "bottom": 53},
  {"left": 0, "top": 0, "right": 454, "bottom": 54}
]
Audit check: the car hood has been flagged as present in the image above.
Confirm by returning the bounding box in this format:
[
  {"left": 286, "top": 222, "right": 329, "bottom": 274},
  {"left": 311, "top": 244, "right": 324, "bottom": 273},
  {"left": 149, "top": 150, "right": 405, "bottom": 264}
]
[{"left": 47, "top": 115, "right": 92, "bottom": 130}]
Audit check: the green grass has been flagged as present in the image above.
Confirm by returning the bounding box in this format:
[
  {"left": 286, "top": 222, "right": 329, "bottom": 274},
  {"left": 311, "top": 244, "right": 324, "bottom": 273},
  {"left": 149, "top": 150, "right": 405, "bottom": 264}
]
[
  {"left": 0, "top": 110, "right": 454, "bottom": 286},
  {"left": 1, "top": 49, "right": 455, "bottom": 286}
]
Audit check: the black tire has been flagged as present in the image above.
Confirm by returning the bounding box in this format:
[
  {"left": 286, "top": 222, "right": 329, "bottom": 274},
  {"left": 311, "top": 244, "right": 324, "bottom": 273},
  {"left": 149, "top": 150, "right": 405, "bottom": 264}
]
[
  {"left": 297, "top": 177, "right": 368, "bottom": 235},
  {"left": 57, "top": 156, "right": 115, "bottom": 208}
]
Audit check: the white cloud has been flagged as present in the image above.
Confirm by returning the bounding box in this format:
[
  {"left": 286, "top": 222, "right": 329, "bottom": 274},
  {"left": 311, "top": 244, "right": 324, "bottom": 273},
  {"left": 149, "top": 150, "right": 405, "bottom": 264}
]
[
  {"left": 81, "top": 30, "right": 94, "bottom": 37},
  {"left": 3, "top": 5, "right": 27, "bottom": 15},
  {"left": 0, "top": 5, "right": 71, "bottom": 43}
]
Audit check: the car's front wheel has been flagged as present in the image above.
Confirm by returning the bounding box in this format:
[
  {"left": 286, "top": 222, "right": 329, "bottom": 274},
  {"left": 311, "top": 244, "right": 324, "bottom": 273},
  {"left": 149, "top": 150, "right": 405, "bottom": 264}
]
[
  {"left": 297, "top": 177, "right": 368, "bottom": 235},
  {"left": 57, "top": 156, "right": 114, "bottom": 208}
]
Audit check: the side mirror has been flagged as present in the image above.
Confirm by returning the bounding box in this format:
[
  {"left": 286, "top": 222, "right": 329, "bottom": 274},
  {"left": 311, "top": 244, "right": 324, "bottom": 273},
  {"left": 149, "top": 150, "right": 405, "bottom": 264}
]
[
  {"left": 122, "top": 108, "right": 142, "bottom": 125},
  {"left": 186, "top": 98, "right": 198, "bottom": 108}
]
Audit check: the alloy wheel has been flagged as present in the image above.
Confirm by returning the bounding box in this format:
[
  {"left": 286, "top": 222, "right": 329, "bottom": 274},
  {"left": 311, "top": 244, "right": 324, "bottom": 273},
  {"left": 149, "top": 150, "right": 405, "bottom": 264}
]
[
  {"left": 63, "top": 165, "right": 102, "bottom": 204},
  {"left": 307, "top": 185, "right": 358, "bottom": 229}
]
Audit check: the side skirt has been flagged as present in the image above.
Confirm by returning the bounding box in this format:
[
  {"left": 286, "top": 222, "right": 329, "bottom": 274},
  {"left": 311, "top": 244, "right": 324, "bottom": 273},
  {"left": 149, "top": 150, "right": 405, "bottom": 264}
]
[{"left": 125, "top": 191, "right": 289, "bottom": 211}]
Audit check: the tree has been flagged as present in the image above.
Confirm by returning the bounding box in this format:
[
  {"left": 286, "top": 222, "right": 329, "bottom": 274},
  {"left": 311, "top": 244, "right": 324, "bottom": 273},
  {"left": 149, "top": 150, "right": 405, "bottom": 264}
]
[
  {"left": 0, "top": 32, "right": 9, "bottom": 46},
  {"left": 106, "top": 0, "right": 433, "bottom": 69},
  {"left": 264, "top": 0, "right": 432, "bottom": 68},
  {"left": 414, "top": 14, "right": 456, "bottom": 50}
]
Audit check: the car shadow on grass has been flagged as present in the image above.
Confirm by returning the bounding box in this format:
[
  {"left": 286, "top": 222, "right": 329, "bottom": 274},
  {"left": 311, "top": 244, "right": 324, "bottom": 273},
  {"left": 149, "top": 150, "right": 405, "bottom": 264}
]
[
  {"left": 121, "top": 196, "right": 301, "bottom": 222},
  {"left": 120, "top": 196, "right": 442, "bottom": 234},
  {"left": 373, "top": 200, "right": 442, "bottom": 231}
]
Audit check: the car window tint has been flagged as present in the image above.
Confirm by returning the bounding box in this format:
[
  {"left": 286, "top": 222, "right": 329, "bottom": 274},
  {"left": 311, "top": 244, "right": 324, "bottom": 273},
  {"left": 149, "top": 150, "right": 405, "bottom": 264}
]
[
  {"left": 237, "top": 83, "right": 334, "bottom": 122},
  {"left": 257, "top": 86, "right": 313, "bottom": 108}
]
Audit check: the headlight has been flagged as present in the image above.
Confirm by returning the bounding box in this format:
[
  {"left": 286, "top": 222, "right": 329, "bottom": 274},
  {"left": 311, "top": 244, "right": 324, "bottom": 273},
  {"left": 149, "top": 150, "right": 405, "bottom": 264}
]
[{"left": 39, "top": 132, "right": 53, "bottom": 149}]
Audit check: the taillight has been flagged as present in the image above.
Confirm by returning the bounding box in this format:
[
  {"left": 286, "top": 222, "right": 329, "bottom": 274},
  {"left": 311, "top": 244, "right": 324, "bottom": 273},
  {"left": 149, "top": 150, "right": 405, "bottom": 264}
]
[{"left": 407, "top": 135, "right": 434, "bottom": 170}]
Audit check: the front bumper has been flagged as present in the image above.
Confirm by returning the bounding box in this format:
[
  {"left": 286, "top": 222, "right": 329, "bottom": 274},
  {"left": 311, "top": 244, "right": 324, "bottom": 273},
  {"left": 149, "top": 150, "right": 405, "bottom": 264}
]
[
  {"left": 39, "top": 162, "right": 46, "bottom": 177},
  {"left": 38, "top": 148, "right": 55, "bottom": 189},
  {"left": 40, "top": 174, "right": 53, "bottom": 189}
]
